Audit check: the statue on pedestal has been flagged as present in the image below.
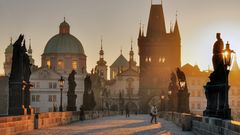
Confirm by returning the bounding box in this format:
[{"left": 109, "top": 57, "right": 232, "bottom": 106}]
[
  {"left": 176, "top": 68, "right": 190, "bottom": 113},
  {"left": 8, "top": 34, "right": 32, "bottom": 115},
  {"left": 83, "top": 75, "right": 96, "bottom": 110},
  {"left": 67, "top": 70, "right": 77, "bottom": 111},
  {"left": 204, "top": 33, "right": 233, "bottom": 119}
]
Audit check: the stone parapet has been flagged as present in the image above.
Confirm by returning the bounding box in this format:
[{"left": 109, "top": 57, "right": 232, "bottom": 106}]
[
  {"left": 0, "top": 111, "right": 119, "bottom": 135},
  {"left": 0, "top": 115, "right": 34, "bottom": 135},
  {"left": 163, "top": 111, "right": 240, "bottom": 135}
]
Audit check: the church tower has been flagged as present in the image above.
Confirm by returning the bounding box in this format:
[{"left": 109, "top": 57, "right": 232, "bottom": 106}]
[
  {"left": 138, "top": 3, "right": 181, "bottom": 112},
  {"left": 4, "top": 37, "right": 13, "bottom": 76},
  {"left": 95, "top": 38, "right": 108, "bottom": 80}
]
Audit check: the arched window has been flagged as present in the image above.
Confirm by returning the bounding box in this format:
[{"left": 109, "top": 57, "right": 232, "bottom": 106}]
[
  {"left": 72, "top": 60, "right": 77, "bottom": 70},
  {"left": 58, "top": 60, "right": 64, "bottom": 70},
  {"left": 47, "top": 60, "right": 51, "bottom": 69}
]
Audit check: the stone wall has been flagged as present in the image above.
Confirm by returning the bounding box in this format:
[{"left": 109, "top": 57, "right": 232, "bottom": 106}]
[
  {"left": 0, "top": 115, "right": 34, "bottom": 134},
  {"left": 0, "top": 111, "right": 119, "bottom": 135},
  {"left": 0, "top": 76, "right": 9, "bottom": 115},
  {"left": 192, "top": 117, "right": 240, "bottom": 135},
  {"left": 163, "top": 111, "right": 240, "bottom": 135}
]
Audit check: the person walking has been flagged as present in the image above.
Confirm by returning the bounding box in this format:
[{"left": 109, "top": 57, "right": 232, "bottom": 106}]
[
  {"left": 150, "top": 105, "right": 158, "bottom": 124},
  {"left": 126, "top": 105, "right": 130, "bottom": 118}
]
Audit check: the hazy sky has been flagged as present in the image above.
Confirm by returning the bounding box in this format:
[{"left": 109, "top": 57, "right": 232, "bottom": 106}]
[{"left": 1, "top": 0, "right": 240, "bottom": 75}]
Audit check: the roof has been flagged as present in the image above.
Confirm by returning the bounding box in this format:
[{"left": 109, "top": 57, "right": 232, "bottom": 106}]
[
  {"left": 118, "top": 68, "right": 139, "bottom": 77},
  {"left": 147, "top": 4, "right": 166, "bottom": 37},
  {"left": 43, "top": 34, "right": 85, "bottom": 55},
  {"left": 110, "top": 54, "right": 129, "bottom": 68},
  {"left": 43, "top": 20, "right": 85, "bottom": 55},
  {"left": 181, "top": 63, "right": 209, "bottom": 77}
]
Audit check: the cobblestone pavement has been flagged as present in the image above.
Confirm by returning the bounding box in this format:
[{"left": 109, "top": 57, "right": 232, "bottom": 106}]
[{"left": 23, "top": 115, "right": 194, "bottom": 135}]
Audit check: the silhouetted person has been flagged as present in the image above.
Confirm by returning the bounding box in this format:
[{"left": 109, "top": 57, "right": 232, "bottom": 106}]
[
  {"left": 125, "top": 105, "right": 130, "bottom": 118},
  {"left": 150, "top": 105, "right": 158, "bottom": 124},
  {"left": 80, "top": 105, "right": 85, "bottom": 121}
]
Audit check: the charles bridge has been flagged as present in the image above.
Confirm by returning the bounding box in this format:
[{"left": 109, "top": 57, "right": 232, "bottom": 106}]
[{"left": 0, "top": 111, "right": 240, "bottom": 135}]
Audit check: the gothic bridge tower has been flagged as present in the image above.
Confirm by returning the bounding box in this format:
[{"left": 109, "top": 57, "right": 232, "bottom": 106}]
[{"left": 138, "top": 3, "right": 181, "bottom": 112}]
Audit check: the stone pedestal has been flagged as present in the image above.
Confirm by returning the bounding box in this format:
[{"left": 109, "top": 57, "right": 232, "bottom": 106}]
[
  {"left": 204, "top": 84, "right": 231, "bottom": 119},
  {"left": 67, "top": 94, "right": 77, "bottom": 111},
  {"left": 8, "top": 82, "right": 25, "bottom": 115},
  {"left": 177, "top": 90, "right": 190, "bottom": 113}
]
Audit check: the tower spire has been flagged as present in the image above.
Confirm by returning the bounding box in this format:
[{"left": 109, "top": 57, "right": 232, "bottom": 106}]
[
  {"left": 10, "top": 37, "right": 13, "bottom": 44},
  {"left": 173, "top": 12, "right": 180, "bottom": 40},
  {"left": 28, "top": 38, "right": 33, "bottom": 56},
  {"left": 142, "top": 24, "right": 144, "bottom": 37},
  {"left": 138, "top": 21, "right": 142, "bottom": 38},
  {"left": 146, "top": 3, "right": 166, "bottom": 37}
]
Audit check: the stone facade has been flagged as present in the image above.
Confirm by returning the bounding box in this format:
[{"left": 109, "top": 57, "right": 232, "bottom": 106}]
[
  {"left": 30, "top": 67, "right": 85, "bottom": 113},
  {"left": 138, "top": 3, "right": 181, "bottom": 112}
]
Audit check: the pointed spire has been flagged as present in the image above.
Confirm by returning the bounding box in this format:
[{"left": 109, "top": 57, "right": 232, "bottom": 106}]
[
  {"left": 129, "top": 38, "right": 134, "bottom": 69},
  {"left": 147, "top": 3, "right": 166, "bottom": 37},
  {"left": 64, "top": 17, "right": 66, "bottom": 22},
  {"left": 10, "top": 37, "right": 13, "bottom": 45},
  {"left": 28, "top": 38, "right": 33, "bottom": 55},
  {"left": 173, "top": 12, "right": 180, "bottom": 39},
  {"left": 120, "top": 47, "right": 123, "bottom": 55},
  {"left": 138, "top": 21, "right": 142, "bottom": 38},
  {"left": 142, "top": 24, "right": 144, "bottom": 37}
]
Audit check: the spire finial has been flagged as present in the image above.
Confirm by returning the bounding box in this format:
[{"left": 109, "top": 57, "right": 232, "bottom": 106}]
[
  {"left": 142, "top": 24, "right": 144, "bottom": 36},
  {"left": 131, "top": 38, "right": 133, "bottom": 50},
  {"left": 161, "top": 0, "right": 163, "bottom": 5},
  {"left": 10, "top": 37, "right": 12, "bottom": 44},
  {"left": 100, "top": 36, "right": 103, "bottom": 50},
  {"left": 151, "top": 0, "right": 152, "bottom": 5},
  {"left": 29, "top": 38, "right": 31, "bottom": 46},
  {"left": 64, "top": 17, "right": 66, "bottom": 22},
  {"left": 176, "top": 10, "right": 178, "bottom": 20},
  {"left": 120, "top": 47, "right": 122, "bottom": 55}
]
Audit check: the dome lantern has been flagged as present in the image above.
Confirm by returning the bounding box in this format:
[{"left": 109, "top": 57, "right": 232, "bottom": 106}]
[{"left": 59, "top": 17, "right": 70, "bottom": 34}]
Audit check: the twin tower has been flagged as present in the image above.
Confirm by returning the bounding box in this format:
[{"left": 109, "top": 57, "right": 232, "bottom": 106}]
[{"left": 138, "top": 4, "right": 181, "bottom": 112}]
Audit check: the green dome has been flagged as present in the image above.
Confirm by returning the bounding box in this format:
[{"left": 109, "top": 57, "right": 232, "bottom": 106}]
[
  {"left": 5, "top": 43, "right": 13, "bottom": 54},
  {"left": 43, "top": 34, "right": 85, "bottom": 55}
]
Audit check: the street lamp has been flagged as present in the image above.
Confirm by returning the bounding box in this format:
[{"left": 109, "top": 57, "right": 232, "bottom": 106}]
[
  {"left": 58, "top": 76, "right": 65, "bottom": 112},
  {"left": 223, "top": 42, "right": 234, "bottom": 70}
]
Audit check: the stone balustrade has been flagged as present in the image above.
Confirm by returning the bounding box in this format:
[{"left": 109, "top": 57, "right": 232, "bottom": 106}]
[
  {"left": 0, "top": 111, "right": 119, "bottom": 135},
  {"left": 163, "top": 111, "right": 240, "bottom": 135}
]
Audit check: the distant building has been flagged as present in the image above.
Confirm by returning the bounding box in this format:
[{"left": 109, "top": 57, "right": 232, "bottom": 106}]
[
  {"left": 181, "top": 64, "right": 208, "bottom": 115},
  {"left": 138, "top": 3, "right": 181, "bottom": 112},
  {"left": 4, "top": 38, "right": 37, "bottom": 76},
  {"left": 30, "top": 19, "right": 86, "bottom": 113},
  {"left": 182, "top": 61, "right": 240, "bottom": 120}
]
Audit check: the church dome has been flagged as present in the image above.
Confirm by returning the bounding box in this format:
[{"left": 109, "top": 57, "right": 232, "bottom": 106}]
[{"left": 43, "top": 19, "right": 85, "bottom": 55}]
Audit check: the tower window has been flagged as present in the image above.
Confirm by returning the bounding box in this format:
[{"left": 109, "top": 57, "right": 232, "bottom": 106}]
[
  {"left": 72, "top": 60, "right": 77, "bottom": 70},
  {"left": 149, "top": 57, "right": 151, "bottom": 62},
  {"left": 58, "top": 60, "right": 64, "bottom": 69},
  {"left": 47, "top": 60, "right": 51, "bottom": 68},
  {"left": 162, "top": 57, "right": 165, "bottom": 63},
  {"left": 145, "top": 57, "right": 148, "bottom": 62}
]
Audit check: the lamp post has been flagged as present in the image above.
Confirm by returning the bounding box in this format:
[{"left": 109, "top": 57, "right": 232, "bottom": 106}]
[
  {"left": 58, "top": 76, "right": 65, "bottom": 112},
  {"left": 160, "top": 95, "right": 165, "bottom": 112},
  {"left": 221, "top": 42, "right": 234, "bottom": 119},
  {"left": 168, "top": 90, "right": 172, "bottom": 111}
]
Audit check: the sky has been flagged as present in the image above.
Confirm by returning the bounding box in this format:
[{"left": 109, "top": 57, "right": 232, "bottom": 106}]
[{"left": 1, "top": 0, "right": 240, "bottom": 75}]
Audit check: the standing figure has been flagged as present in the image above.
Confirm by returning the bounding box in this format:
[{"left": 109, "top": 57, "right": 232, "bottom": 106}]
[
  {"left": 125, "top": 105, "right": 130, "bottom": 118},
  {"left": 150, "top": 105, "right": 158, "bottom": 124}
]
